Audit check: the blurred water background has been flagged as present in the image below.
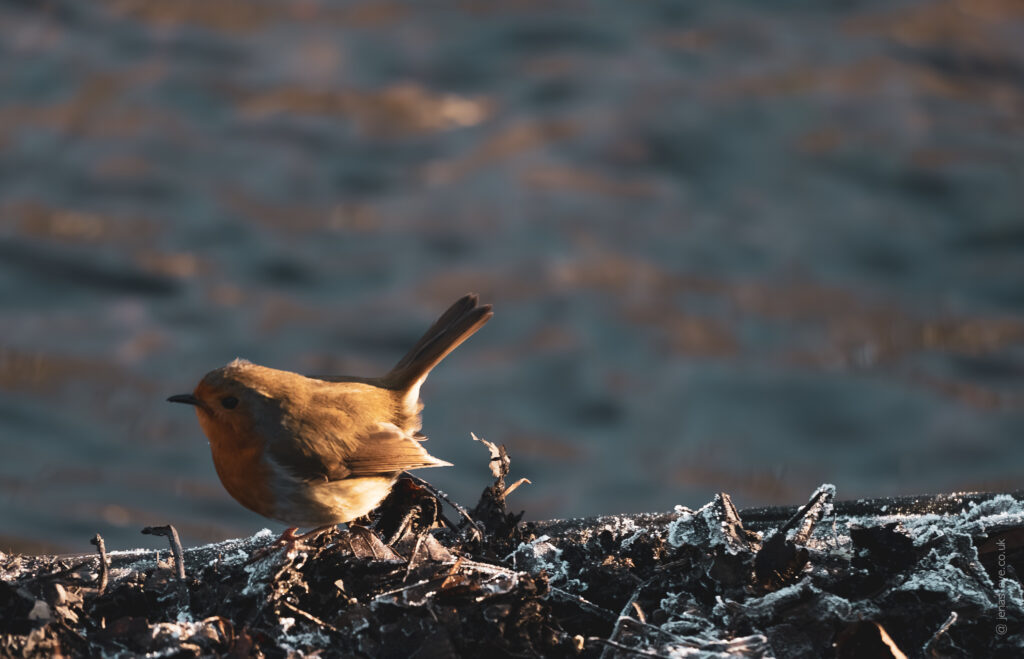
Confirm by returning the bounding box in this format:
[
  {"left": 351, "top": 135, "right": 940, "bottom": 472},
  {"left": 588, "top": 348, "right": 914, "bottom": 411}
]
[{"left": 1, "top": 0, "right": 1022, "bottom": 554}]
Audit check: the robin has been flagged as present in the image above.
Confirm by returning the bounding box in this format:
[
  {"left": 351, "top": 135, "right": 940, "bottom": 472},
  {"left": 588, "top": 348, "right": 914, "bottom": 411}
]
[{"left": 168, "top": 294, "right": 492, "bottom": 535}]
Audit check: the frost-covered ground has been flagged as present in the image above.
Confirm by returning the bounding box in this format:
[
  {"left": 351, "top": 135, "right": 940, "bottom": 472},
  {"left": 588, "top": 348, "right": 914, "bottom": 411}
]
[{"left": 3, "top": 483, "right": 1021, "bottom": 657}]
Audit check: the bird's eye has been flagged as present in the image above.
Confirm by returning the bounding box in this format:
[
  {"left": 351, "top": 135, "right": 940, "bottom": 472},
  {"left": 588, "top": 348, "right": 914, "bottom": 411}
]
[{"left": 220, "top": 396, "right": 239, "bottom": 409}]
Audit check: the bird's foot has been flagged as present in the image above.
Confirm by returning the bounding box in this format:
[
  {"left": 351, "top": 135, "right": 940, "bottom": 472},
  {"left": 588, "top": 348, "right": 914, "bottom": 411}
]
[
  {"left": 248, "top": 525, "right": 336, "bottom": 562},
  {"left": 282, "top": 525, "right": 336, "bottom": 545}
]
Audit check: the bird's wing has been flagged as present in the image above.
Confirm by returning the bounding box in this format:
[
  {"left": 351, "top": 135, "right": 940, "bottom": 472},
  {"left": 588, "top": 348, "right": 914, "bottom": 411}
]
[
  {"left": 264, "top": 433, "right": 353, "bottom": 482},
  {"left": 345, "top": 424, "right": 453, "bottom": 477},
  {"left": 265, "top": 421, "right": 450, "bottom": 482}
]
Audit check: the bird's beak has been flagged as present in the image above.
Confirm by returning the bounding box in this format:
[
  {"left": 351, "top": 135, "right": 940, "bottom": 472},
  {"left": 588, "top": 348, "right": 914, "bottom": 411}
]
[{"left": 167, "top": 393, "right": 202, "bottom": 407}]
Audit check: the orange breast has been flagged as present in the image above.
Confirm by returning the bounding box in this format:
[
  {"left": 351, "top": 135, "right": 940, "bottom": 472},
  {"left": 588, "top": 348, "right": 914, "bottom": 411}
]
[{"left": 198, "top": 412, "right": 276, "bottom": 518}]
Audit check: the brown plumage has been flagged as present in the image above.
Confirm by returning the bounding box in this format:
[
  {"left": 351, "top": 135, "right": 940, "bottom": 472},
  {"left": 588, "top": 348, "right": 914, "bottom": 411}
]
[{"left": 168, "top": 294, "right": 492, "bottom": 528}]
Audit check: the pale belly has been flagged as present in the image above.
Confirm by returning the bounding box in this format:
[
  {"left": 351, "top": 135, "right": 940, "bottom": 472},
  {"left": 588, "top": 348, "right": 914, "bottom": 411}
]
[{"left": 268, "top": 472, "right": 398, "bottom": 527}]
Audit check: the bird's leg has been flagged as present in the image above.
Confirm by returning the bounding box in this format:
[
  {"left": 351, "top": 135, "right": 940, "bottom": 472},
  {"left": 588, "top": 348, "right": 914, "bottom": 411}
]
[
  {"left": 269, "top": 525, "right": 337, "bottom": 546},
  {"left": 402, "top": 472, "right": 484, "bottom": 542},
  {"left": 248, "top": 525, "right": 336, "bottom": 562},
  {"left": 385, "top": 506, "right": 421, "bottom": 546},
  {"left": 402, "top": 534, "right": 426, "bottom": 582},
  {"left": 290, "top": 525, "right": 336, "bottom": 544}
]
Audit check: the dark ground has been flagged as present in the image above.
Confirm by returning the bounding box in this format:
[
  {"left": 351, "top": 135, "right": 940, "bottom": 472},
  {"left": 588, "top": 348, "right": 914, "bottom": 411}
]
[{"left": 3, "top": 445, "right": 1023, "bottom": 657}]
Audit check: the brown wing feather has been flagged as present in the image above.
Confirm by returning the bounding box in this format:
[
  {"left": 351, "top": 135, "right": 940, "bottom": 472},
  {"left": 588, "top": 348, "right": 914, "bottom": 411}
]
[
  {"left": 267, "top": 424, "right": 450, "bottom": 481},
  {"left": 345, "top": 427, "right": 453, "bottom": 477},
  {"left": 265, "top": 434, "right": 352, "bottom": 482}
]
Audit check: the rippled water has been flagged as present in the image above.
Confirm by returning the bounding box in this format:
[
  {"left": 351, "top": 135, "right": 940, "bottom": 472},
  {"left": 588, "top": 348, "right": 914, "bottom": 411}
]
[{"left": 1, "top": 0, "right": 1022, "bottom": 553}]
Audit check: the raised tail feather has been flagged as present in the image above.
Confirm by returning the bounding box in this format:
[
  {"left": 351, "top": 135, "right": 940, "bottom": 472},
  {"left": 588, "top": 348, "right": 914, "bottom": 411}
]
[{"left": 382, "top": 293, "right": 492, "bottom": 393}]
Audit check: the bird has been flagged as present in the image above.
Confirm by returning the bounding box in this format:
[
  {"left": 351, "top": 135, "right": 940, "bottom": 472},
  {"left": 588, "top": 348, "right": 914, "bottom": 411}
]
[{"left": 168, "top": 294, "right": 492, "bottom": 535}]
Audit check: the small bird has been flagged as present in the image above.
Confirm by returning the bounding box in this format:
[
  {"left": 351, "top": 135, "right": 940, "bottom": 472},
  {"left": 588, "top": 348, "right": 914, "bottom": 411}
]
[{"left": 168, "top": 294, "right": 492, "bottom": 533}]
